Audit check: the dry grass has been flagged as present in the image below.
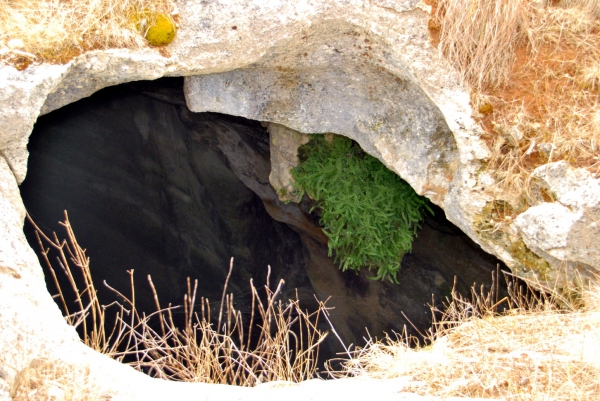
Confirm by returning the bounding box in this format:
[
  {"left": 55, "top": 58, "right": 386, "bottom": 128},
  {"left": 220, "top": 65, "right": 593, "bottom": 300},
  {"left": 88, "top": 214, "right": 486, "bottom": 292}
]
[
  {"left": 28, "top": 211, "right": 600, "bottom": 399},
  {"left": 339, "top": 272, "right": 600, "bottom": 400},
  {"left": 435, "top": 0, "right": 531, "bottom": 92},
  {"left": 434, "top": 0, "right": 600, "bottom": 208},
  {"left": 9, "top": 358, "right": 108, "bottom": 401},
  {"left": 562, "top": 0, "right": 600, "bottom": 16},
  {"left": 30, "top": 211, "right": 328, "bottom": 386},
  {"left": 0, "top": 0, "right": 173, "bottom": 67},
  {"left": 118, "top": 265, "right": 328, "bottom": 385},
  {"left": 29, "top": 212, "right": 128, "bottom": 356}
]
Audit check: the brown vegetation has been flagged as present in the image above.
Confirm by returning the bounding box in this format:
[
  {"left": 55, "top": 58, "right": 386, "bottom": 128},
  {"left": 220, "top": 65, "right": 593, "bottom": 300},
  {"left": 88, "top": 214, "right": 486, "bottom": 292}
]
[
  {"left": 0, "top": 0, "right": 173, "bottom": 67},
  {"left": 10, "top": 358, "right": 108, "bottom": 401},
  {"left": 433, "top": 0, "right": 600, "bottom": 208},
  {"left": 29, "top": 211, "right": 328, "bottom": 386},
  {"left": 340, "top": 272, "right": 600, "bottom": 399},
  {"left": 24, "top": 211, "right": 600, "bottom": 399}
]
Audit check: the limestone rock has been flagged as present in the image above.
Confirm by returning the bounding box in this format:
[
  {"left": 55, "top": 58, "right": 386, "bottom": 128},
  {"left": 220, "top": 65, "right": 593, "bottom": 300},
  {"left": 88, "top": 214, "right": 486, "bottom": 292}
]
[
  {"left": 514, "top": 162, "right": 600, "bottom": 284},
  {"left": 0, "top": 65, "right": 66, "bottom": 184},
  {"left": 267, "top": 123, "right": 309, "bottom": 202},
  {"left": 184, "top": 62, "right": 460, "bottom": 207}
]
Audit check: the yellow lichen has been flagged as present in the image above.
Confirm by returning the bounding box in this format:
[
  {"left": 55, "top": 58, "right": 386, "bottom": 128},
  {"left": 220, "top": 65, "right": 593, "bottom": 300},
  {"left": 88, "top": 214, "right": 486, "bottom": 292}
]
[
  {"left": 134, "top": 12, "right": 177, "bottom": 47},
  {"left": 478, "top": 103, "right": 494, "bottom": 115},
  {"left": 508, "top": 239, "right": 552, "bottom": 280},
  {"left": 474, "top": 200, "right": 552, "bottom": 280}
]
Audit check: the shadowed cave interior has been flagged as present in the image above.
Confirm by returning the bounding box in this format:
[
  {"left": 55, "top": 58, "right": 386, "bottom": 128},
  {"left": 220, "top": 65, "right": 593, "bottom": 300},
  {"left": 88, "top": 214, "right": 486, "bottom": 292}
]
[{"left": 19, "top": 77, "right": 508, "bottom": 372}]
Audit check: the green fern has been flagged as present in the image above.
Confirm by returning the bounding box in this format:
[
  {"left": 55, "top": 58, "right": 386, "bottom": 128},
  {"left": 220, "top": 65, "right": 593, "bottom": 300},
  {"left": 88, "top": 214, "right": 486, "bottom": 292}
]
[{"left": 291, "top": 135, "right": 432, "bottom": 283}]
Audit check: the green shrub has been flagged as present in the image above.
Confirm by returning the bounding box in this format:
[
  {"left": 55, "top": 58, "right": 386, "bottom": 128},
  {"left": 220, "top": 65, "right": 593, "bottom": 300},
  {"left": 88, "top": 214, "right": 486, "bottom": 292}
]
[{"left": 291, "top": 135, "right": 432, "bottom": 283}]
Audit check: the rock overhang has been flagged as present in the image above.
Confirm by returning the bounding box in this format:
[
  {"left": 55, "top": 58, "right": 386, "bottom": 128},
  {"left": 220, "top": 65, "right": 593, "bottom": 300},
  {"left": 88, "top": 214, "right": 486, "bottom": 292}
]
[{"left": 183, "top": 63, "right": 459, "bottom": 206}]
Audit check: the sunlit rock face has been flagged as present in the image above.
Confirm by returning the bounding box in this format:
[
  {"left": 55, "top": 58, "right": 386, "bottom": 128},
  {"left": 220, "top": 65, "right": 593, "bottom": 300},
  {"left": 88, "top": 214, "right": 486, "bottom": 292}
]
[
  {"left": 184, "top": 59, "right": 459, "bottom": 207},
  {"left": 20, "top": 80, "right": 505, "bottom": 361}
]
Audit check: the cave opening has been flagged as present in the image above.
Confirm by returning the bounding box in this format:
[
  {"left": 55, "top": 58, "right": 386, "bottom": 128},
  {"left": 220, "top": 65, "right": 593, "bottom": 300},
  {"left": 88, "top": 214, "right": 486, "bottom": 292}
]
[
  {"left": 19, "top": 77, "right": 508, "bottom": 378},
  {"left": 20, "top": 77, "right": 309, "bottom": 314}
]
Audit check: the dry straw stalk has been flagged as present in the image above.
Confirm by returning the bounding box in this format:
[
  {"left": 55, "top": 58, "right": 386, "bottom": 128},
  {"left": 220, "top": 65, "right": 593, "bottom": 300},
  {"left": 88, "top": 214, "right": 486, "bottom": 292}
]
[
  {"left": 10, "top": 358, "right": 108, "bottom": 401},
  {"left": 29, "top": 211, "right": 328, "bottom": 387},
  {"left": 340, "top": 271, "right": 600, "bottom": 399},
  {"left": 0, "top": 0, "right": 172, "bottom": 66}
]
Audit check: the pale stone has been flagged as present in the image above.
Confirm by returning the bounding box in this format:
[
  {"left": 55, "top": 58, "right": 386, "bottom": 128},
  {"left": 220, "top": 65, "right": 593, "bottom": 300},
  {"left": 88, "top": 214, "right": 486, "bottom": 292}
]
[
  {"left": 7, "top": 39, "right": 24, "bottom": 50},
  {"left": 514, "top": 162, "right": 600, "bottom": 283},
  {"left": 184, "top": 63, "right": 460, "bottom": 206},
  {"left": 267, "top": 123, "right": 310, "bottom": 202}
]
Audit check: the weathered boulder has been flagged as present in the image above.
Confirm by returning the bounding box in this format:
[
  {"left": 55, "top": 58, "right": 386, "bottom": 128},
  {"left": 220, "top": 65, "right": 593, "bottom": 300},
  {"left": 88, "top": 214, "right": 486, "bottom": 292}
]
[
  {"left": 267, "top": 123, "right": 309, "bottom": 202},
  {"left": 184, "top": 60, "right": 460, "bottom": 207},
  {"left": 513, "top": 161, "right": 600, "bottom": 284}
]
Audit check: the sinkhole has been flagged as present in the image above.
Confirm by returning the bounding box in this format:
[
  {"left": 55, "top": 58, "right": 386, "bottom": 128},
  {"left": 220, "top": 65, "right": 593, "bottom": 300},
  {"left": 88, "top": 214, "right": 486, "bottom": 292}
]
[{"left": 19, "top": 77, "right": 507, "bottom": 377}]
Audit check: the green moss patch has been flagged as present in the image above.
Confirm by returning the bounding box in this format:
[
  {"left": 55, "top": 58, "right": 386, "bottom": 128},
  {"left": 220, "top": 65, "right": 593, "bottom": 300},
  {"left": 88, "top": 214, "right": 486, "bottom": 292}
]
[{"left": 291, "top": 135, "right": 432, "bottom": 283}]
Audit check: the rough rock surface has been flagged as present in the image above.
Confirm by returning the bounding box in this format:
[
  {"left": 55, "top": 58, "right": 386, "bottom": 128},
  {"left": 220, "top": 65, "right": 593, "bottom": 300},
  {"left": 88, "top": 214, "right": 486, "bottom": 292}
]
[
  {"left": 0, "top": 0, "right": 599, "bottom": 397},
  {"left": 514, "top": 161, "right": 600, "bottom": 284},
  {"left": 184, "top": 61, "right": 460, "bottom": 206},
  {"left": 267, "top": 122, "right": 309, "bottom": 202}
]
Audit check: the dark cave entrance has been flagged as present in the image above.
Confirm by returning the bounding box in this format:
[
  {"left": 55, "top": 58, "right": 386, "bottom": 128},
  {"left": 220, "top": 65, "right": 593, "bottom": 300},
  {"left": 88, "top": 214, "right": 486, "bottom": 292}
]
[
  {"left": 20, "top": 78, "right": 309, "bottom": 315},
  {"left": 20, "top": 77, "right": 508, "bottom": 375}
]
